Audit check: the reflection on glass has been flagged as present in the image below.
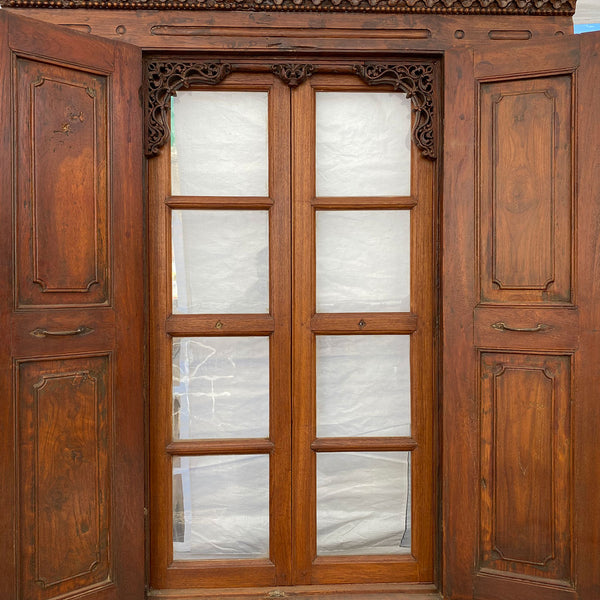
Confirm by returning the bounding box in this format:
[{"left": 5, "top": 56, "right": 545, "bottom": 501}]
[
  {"left": 317, "top": 452, "right": 411, "bottom": 556},
  {"left": 171, "top": 91, "right": 269, "bottom": 197},
  {"left": 172, "top": 210, "right": 269, "bottom": 314},
  {"left": 173, "top": 337, "right": 269, "bottom": 440},
  {"left": 316, "top": 210, "right": 410, "bottom": 312},
  {"left": 317, "top": 335, "right": 410, "bottom": 437},
  {"left": 316, "top": 92, "right": 411, "bottom": 197},
  {"left": 173, "top": 455, "right": 269, "bottom": 560}
]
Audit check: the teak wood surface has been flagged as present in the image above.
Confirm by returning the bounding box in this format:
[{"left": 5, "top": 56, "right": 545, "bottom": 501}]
[{"left": 1, "top": 7, "right": 600, "bottom": 600}]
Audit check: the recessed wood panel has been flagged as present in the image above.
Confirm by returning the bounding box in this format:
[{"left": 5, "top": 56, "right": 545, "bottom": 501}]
[
  {"left": 479, "top": 76, "right": 572, "bottom": 305},
  {"left": 479, "top": 352, "right": 571, "bottom": 583},
  {"left": 18, "top": 355, "right": 112, "bottom": 600},
  {"left": 15, "top": 57, "right": 109, "bottom": 308}
]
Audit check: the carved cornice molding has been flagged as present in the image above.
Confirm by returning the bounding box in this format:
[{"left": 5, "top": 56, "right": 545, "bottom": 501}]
[
  {"left": 354, "top": 63, "right": 436, "bottom": 159},
  {"left": 272, "top": 64, "right": 315, "bottom": 88},
  {"left": 145, "top": 61, "right": 232, "bottom": 157},
  {"left": 3, "top": 0, "right": 576, "bottom": 14}
]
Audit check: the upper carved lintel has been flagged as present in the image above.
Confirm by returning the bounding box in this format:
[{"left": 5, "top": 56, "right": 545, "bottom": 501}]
[
  {"left": 354, "top": 62, "right": 436, "bottom": 159},
  {"left": 145, "top": 61, "right": 232, "bottom": 157},
  {"left": 2, "top": 0, "right": 577, "bottom": 14}
]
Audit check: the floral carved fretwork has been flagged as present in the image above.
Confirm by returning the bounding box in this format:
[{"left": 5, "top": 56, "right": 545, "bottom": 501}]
[
  {"left": 354, "top": 63, "right": 436, "bottom": 160},
  {"left": 272, "top": 64, "right": 315, "bottom": 87},
  {"left": 145, "top": 61, "right": 232, "bottom": 157}
]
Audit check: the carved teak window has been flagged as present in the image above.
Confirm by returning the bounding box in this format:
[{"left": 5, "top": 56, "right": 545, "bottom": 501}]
[{"left": 147, "top": 59, "right": 437, "bottom": 590}]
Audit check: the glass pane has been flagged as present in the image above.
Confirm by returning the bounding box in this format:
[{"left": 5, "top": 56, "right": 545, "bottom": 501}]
[
  {"left": 317, "top": 452, "right": 411, "bottom": 556},
  {"left": 316, "top": 92, "right": 411, "bottom": 197},
  {"left": 316, "top": 210, "right": 410, "bottom": 312},
  {"left": 171, "top": 91, "right": 269, "bottom": 197},
  {"left": 317, "top": 335, "right": 410, "bottom": 437},
  {"left": 172, "top": 210, "right": 269, "bottom": 314},
  {"left": 173, "top": 337, "right": 269, "bottom": 440},
  {"left": 173, "top": 455, "right": 269, "bottom": 560}
]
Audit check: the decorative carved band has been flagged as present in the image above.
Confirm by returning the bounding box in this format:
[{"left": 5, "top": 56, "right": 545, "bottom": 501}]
[
  {"left": 354, "top": 63, "right": 436, "bottom": 159},
  {"left": 145, "top": 60, "right": 436, "bottom": 160},
  {"left": 3, "top": 0, "right": 576, "bottom": 14},
  {"left": 145, "top": 61, "right": 232, "bottom": 157},
  {"left": 272, "top": 64, "right": 315, "bottom": 88}
]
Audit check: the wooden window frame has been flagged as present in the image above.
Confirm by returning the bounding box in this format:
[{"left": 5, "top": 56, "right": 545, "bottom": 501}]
[{"left": 148, "top": 58, "right": 439, "bottom": 593}]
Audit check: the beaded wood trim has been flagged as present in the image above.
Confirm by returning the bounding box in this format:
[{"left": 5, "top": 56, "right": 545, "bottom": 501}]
[{"left": 2, "top": 0, "right": 576, "bottom": 14}]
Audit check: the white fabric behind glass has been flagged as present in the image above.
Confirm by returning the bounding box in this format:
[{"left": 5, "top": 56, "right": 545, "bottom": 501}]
[
  {"left": 316, "top": 210, "right": 410, "bottom": 312},
  {"left": 172, "top": 210, "right": 269, "bottom": 314},
  {"left": 171, "top": 91, "right": 269, "bottom": 197},
  {"left": 316, "top": 92, "right": 412, "bottom": 197},
  {"left": 317, "top": 452, "right": 411, "bottom": 555},
  {"left": 173, "top": 337, "right": 269, "bottom": 439},
  {"left": 317, "top": 335, "right": 411, "bottom": 437},
  {"left": 173, "top": 454, "right": 269, "bottom": 560}
]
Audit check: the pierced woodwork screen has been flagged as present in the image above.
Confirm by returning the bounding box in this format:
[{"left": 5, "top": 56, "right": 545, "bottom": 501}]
[{"left": 149, "top": 65, "right": 436, "bottom": 592}]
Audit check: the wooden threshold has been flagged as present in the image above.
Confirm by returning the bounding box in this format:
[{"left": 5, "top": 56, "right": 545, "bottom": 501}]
[{"left": 147, "top": 583, "right": 441, "bottom": 599}]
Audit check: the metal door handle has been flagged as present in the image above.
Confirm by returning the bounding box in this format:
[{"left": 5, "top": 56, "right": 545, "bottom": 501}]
[
  {"left": 491, "top": 322, "right": 550, "bottom": 333},
  {"left": 30, "top": 326, "right": 93, "bottom": 338}
]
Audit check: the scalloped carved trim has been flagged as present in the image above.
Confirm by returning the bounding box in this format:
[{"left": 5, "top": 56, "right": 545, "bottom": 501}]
[
  {"left": 146, "top": 60, "right": 437, "bottom": 159},
  {"left": 354, "top": 63, "right": 436, "bottom": 159},
  {"left": 2, "top": 0, "right": 576, "bottom": 13},
  {"left": 145, "top": 61, "right": 232, "bottom": 157},
  {"left": 272, "top": 64, "right": 315, "bottom": 87}
]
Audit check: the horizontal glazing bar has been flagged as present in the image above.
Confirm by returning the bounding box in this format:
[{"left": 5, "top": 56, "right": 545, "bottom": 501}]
[
  {"left": 167, "top": 439, "right": 275, "bottom": 455},
  {"left": 167, "top": 197, "right": 273, "bottom": 209},
  {"left": 167, "top": 315, "right": 275, "bottom": 336},
  {"left": 311, "top": 437, "right": 417, "bottom": 452},
  {"left": 311, "top": 313, "right": 417, "bottom": 334},
  {"left": 312, "top": 197, "right": 416, "bottom": 209}
]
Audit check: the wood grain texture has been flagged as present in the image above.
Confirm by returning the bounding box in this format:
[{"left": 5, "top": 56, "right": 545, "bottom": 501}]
[
  {"left": 1, "top": 10, "right": 573, "bottom": 53},
  {"left": 479, "top": 353, "right": 571, "bottom": 581},
  {"left": 18, "top": 356, "right": 111, "bottom": 599},
  {"left": 479, "top": 75, "right": 572, "bottom": 305},
  {"left": 1, "top": 12, "right": 144, "bottom": 600}
]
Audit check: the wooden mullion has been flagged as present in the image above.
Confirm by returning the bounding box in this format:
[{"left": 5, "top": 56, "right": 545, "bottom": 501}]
[
  {"left": 291, "top": 76, "right": 317, "bottom": 586},
  {"left": 267, "top": 75, "right": 293, "bottom": 586},
  {"left": 311, "top": 313, "right": 417, "bottom": 334},
  {"left": 167, "top": 439, "right": 275, "bottom": 455},
  {"left": 149, "top": 120, "right": 175, "bottom": 588},
  {"left": 166, "top": 314, "right": 275, "bottom": 336},
  {"left": 166, "top": 196, "right": 273, "bottom": 209},
  {"left": 312, "top": 197, "right": 417, "bottom": 209},
  {"left": 311, "top": 437, "right": 418, "bottom": 452}
]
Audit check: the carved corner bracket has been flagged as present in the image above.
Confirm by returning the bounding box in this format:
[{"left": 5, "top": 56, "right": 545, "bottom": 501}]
[
  {"left": 145, "top": 61, "right": 232, "bottom": 157},
  {"left": 354, "top": 63, "right": 436, "bottom": 160},
  {"left": 272, "top": 64, "right": 315, "bottom": 87}
]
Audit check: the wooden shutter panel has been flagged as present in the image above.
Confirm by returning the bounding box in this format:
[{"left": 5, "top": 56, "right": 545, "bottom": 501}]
[
  {"left": 443, "top": 32, "right": 600, "bottom": 600},
  {"left": 0, "top": 12, "right": 145, "bottom": 600}
]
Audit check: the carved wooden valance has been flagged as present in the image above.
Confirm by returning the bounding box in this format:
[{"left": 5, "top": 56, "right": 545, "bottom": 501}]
[
  {"left": 145, "top": 60, "right": 437, "bottom": 159},
  {"left": 2, "top": 0, "right": 576, "bottom": 14}
]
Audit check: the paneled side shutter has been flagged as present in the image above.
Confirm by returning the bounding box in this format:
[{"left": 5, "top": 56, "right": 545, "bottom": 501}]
[
  {"left": 0, "top": 12, "right": 145, "bottom": 600},
  {"left": 443, "top": 32, "right": 600, "bottom": 600}
]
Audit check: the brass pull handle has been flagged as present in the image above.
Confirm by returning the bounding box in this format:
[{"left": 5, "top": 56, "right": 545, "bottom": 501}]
[
  {"left": 491, "top": 322, "right": 550, "bottom": 333},
  {"left": 30, "top": 326, "right": 93, "bottom": 338}
]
